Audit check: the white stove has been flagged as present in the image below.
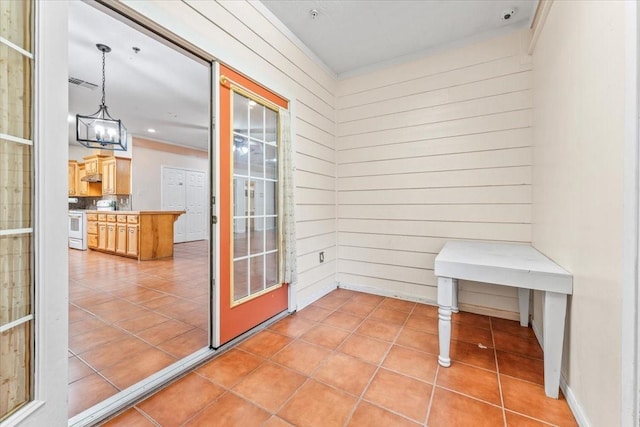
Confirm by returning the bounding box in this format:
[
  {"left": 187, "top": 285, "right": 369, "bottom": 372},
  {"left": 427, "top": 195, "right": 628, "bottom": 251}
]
[{"left": 68, "top": 210, "right": 87, "bottom": 250}]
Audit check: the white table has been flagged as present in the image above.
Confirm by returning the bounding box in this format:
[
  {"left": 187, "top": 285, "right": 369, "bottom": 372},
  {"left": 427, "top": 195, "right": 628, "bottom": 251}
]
[{"left": 434, "top": 241, "right": 572, "bottom": 398}]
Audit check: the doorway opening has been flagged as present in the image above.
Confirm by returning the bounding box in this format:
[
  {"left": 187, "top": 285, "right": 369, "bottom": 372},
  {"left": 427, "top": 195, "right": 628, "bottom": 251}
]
[{"left": 66, "top": 1, "right": 215, "bottom": 422}]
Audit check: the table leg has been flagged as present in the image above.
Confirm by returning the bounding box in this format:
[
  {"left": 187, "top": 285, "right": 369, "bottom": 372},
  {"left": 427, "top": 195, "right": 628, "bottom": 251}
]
[
  {"left": 451, "top": 278, "right": 459, "bottom": 313},
  {"left": 543, "top": 291, "right": 567, "bottom": 398},
  {"left": 517, "top": 288, "right": 530, "bottom": 327},
  {"left": 438, "top": 276, "right": 454, "bottom": 367}
]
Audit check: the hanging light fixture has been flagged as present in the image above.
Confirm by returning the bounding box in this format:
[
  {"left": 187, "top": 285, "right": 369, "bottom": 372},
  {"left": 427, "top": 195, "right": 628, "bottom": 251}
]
[{"left": 76, "top": 43, "right": 127, "bottom": 151}]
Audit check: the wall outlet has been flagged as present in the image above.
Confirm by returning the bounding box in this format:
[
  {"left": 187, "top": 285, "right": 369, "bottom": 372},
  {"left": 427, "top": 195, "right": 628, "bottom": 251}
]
[{"left": 319, "top": 251, "right": 325, "bottom": 263}]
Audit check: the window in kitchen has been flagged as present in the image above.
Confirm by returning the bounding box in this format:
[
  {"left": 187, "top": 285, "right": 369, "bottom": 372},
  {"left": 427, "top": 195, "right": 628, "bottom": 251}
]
[{"left": 0, "top": 0, "right": 35, "bottom": 421}]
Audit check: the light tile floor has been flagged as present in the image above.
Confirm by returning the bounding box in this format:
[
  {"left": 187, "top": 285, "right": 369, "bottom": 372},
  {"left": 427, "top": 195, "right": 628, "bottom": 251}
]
[
  {"left": 68, "top": 241, "right": 209, "bottom": 418},
  {"left": 100, "top": 289, "right": 577, "bottom": 427}
]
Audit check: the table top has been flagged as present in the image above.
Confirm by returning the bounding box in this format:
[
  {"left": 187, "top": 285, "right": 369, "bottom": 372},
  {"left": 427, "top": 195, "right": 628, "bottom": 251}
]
[{"left": 435, "top": 241, "right": 573, "bottom": 294}]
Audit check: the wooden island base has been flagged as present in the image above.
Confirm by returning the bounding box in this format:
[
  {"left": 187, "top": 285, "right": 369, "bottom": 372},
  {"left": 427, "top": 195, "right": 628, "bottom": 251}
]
[{"left": 86, "top": 210, "right": 185, "bottom": 261}]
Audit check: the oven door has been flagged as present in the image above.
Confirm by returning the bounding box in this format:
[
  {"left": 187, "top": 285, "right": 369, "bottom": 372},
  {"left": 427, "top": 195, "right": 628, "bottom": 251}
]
[{"left": 69, "top": 213, "right": 84, "bottom": 240}]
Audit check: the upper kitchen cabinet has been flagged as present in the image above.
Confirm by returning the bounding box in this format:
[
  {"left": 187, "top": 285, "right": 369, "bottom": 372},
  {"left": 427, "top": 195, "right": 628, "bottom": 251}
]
[
  {"left": 77, "top": 163, "right": 101, "bottom": 196},
  {"left": 68, "top": 160, "right": 78, "bottom": 195},
  {"left": 83, "top": 154, "right": 109, "bottom": 175},
  {"left": 102, "top": 156, "right": 131, "bottom": 195}
]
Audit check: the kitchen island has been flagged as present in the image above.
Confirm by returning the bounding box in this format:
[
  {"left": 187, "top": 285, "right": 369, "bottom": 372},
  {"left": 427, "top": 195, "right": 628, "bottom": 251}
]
[{"left": 86, "top": 210, "right": 185, "bottom": 260}]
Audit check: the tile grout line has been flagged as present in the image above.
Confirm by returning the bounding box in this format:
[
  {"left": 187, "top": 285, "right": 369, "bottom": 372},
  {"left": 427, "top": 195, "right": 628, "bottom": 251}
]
[{"left": 490, "top": 317, "right": 508, "bottom": 427}]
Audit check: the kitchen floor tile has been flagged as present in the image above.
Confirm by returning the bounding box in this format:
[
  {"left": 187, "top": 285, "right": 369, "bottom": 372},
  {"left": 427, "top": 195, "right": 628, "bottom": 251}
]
[
  {"left": 505, "top": 410, "right": 554, "bottom": 426},
  {"left": 183, "top": 392, "right": 270, "bottom": 427},
  {"left": 348, "top": 401, "right": 421, "bottom": 427},
  {"left": 294, "top": 305, "right": 333, "bottom": 322},
  {"left": 492, "top": 317, "right": 538, "bottom": 339},
  {"left": 428, "top": 387, "right": 504, "bottom": 427},
  {"left": 135, "top": 319, "right": 194, "bottom": 346},
  {"left": 100, "top": 347, "right": 176, "bottom": 390},
  {"left": 404, "top": 313, "right": 439, "bottom": 334},
  {"left": 113, "top": 310, "right": 170, "bottom": 334},
  {"left": 338, "top": 299, "right": 378, "bottom": 317},
  {"left": 68, "top": 373, "right": 119, "bottom": 418},
  {"left": 268, "top": 315, "right": 315, "bottom": 338},
  {"left": 196, "top": 348, "right": 263, "bottom": 388},
  {"left": 493, "top": 330, "right": 544, "bottom": 359},
  {"left": 380, "top": 297, "right": 416, "bottom": 313},
  {"left": 363, "top": 368, "right": 432, "bottom": 422},
  {"left": 369, "top": 306, "right": 410, "bottom": 325},
  {"left": 79, "top": 335, "right": 155, "bottom": 371},
  {"left": 137, "top": 373, "right": 224, "bottom": 426},
  {"left": 68, "top": 356, "right": 94, "bottom": 384},
  {"left": 497, "top": 350, "right": 544, "bottom": 385},
  {"left": 449, "top": 339, "right": 497, "bottom": 371},
  {"left": 237, "top": 330, "right": 292, "bottom": 358},
  {"left": 301, "top": 324, "right": 350, "bottom": 349},
  {"left": 232, "top": 361, "right": 306, "bottom": 412},
  {"left": 321, "top": 310, "right": 364, "bottom": 331},
  {"left": 395, "top": 327, "right": 439, "bottom": 355},
  {"left": 271, "top": 340, "right": 330, "bottom": 375},
  {"left": 278, "top": 380, "right": 358, "bottom": 427},
  {"left": 381, "top": 345, "right": 438, "bottom": 383},
  {"left": 313, "top": 352, "right": 377, "bottom": 396},
  {"left": 436, "top": 361, "right": 501, "bottom": 405},
  {"left": 339, "top": 333, "right": 391, "bottom": 365},
  {"left": 501, "top": 375, "right": 577, "bottom": 426},
  {"left": 356, "top": 318, "right": 402, "bottom": 342},
  {"left": 156, "top": 327, "right": 208, "bottom": 359}
]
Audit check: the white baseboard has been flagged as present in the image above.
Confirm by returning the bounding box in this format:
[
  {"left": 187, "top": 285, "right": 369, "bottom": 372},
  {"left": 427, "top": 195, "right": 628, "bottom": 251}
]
[
  {"left": 338, "top": 282, "right": 437, "bottom": 305},
  {"left": 560, "top": 374, "right": 591, "bottom": 427},
  {"left": 295, "top": 281, "right": 338, "bottom": 311},
  {"left": 531, "top": 318, "right": 543, "bottom": 348},
  {"left": 530, "top": 319, "right": 589, "bottom": 426}
]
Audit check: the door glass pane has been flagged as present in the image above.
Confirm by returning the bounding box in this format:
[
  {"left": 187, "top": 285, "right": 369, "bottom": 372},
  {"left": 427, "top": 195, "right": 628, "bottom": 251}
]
[
  {"left": 250, "top": 255, "right": 265, "bottom": 294},
  {"left": 0, "top": 235, "right": 32, "bottom": 324},
  {"left": 265, "top": 218, "right": 277, "bottom": 252},
  {"left": 0, "top": 139, "right": 31, "bottom": 230},
  {"left": 266, "top": 252, "right": 278, "bottom": 287},
  {"left": 0, "top": 322, "right": 31, "bottom": 419},
  {"left": 233, "top": 135, "right": 248, "bottom": 176},
  {"left": 265, "top": 108, "right": 277, "bottom": 144},
  {"left": 250, "top": 217, "right": 264, "bottom": 255},
  {"left": 249, "top": 139, "right": 264, "bottom": 178},
  {"left": 231, "top": 91, "right": 279, "bottom": 303},
  {"left": 265, "top": 144, "right": 277, "bottom": 180},
  {"left": 233, "top": 259, "right": 249, "bottom": 300}
]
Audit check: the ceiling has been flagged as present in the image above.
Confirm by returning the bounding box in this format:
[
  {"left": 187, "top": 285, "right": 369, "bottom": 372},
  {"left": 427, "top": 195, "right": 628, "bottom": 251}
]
[
  {"left": 68, "top": 1, "right": 210, "bottom": 150},
  {"left": 260, "top": 0, "right": 538, "bottom": 76},
  {"left": 68, "top": 1, "right": 537, "bottom": 150}
]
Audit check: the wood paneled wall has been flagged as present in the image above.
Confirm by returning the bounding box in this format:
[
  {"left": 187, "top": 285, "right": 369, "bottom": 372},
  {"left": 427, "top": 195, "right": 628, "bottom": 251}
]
[{"left": 336, "top": 31, "right": 533, "bottom": 316}]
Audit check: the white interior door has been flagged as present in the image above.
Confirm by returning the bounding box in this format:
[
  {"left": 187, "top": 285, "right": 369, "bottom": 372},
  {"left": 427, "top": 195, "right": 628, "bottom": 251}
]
[
  {"left": 162, "top": 166, "right": 207, "bottom": 243},
  {"left": 186, "top": 170, "right": 207, "bottom": 241}
]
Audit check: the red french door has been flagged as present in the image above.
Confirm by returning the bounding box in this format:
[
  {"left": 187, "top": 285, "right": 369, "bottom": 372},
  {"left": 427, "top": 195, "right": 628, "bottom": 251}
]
[{"left": 218, "top": 64, "right": 289, "bottom": 344}]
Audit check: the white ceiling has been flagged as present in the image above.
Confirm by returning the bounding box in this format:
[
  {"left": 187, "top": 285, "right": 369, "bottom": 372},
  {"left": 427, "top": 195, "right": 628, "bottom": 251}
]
[
  {"left": 260, "top": 0, "right": 538, "bottom": 76},
  {"left": 68, "top": 1, "right": 537, "bottom": 151},
  {"left": 68, "top": 1, "right": 210, "bottom": 150}
]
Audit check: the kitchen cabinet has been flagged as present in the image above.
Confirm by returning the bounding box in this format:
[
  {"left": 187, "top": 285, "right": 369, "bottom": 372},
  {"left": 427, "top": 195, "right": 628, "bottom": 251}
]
[
  {"left": 97, "top": 222, "right": 107, "bottom": 251},
  {"left": 116, "top": 223, "right": 127, "bottom": 255},
  {"left": 126, "top": 225, "right": 139, "bottom": 257},
  {"left": 102, "top": 157, "right": 131, "bottom": 195},
  {"left": 86, "top": 210, "right": 183, "bottom": 260},
  {"left": 77, "top": 164, "right": 102, "bottom": 197},
  {"left": 68, "top": 161, "right": 78, "bottom": 196},
  {"left": 87, "top": 215, "right": 98, "bottom": 249},
  {"left": 83, "top": 154, "right": 108, "bottom": 175}
]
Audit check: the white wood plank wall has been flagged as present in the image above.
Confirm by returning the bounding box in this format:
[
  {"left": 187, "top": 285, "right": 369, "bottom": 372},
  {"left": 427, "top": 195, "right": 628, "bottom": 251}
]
[
  {"left": 123, "top": 0, "right": 339, "bottom": 308},
  {"left": 336, "top": 31, "right": 533, "bottom": 315}
]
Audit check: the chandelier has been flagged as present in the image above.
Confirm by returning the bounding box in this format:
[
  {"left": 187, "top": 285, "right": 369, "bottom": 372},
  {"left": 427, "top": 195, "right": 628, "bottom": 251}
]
[{"left": 76, "top": 44, "right": 127, "bottom": 151}]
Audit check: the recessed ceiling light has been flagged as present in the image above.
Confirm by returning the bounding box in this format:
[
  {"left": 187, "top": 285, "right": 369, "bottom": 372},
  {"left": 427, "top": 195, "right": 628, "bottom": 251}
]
[{"left": 147, "top": 128, "right": 156, "bottom": 133}]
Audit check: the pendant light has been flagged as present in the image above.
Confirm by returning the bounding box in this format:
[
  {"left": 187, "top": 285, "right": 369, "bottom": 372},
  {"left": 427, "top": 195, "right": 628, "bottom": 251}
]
[{"left": 76, "top": 43, "right": 127, "bottom": 151}]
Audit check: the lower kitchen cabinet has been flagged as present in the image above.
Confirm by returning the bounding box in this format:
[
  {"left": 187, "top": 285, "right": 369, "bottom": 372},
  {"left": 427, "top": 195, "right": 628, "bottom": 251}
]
[
  {"left": 116, "top": 224, "right": 127, "bottom": 255},
  {"left": 126, "top": 225, "right": 139, "bottom": 257},
  {"left": 86, "top": 210, "right": 183, "bottom": 260}
]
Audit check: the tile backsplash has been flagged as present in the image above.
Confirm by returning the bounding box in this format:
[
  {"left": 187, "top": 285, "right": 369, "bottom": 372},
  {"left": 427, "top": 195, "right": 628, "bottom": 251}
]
[{"left": 68, "top": 195, "right": 132, "bottom": 211}]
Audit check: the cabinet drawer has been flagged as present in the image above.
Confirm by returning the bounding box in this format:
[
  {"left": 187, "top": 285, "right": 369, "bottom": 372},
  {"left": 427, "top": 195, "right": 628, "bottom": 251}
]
[
  {"left": 87, "top": 213, "right": 98, "bottom": 221},
  {"left": 117, "top": 215, "right": 127, "bottom": 223},
  {"left": 87, "top": 222, "right": 98, "bottom": 234},
  {"left": 107, "top": 214, "right": 117, "bottom": 223},
  {"left": 127, "top": 215, "right": 138, "bottom": 224},
  {"left": 87, "top": 234, "right": 98, "bottom": 248},
  {"left": 97, "top": 214, "right": 107, "bottom": 222}
]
